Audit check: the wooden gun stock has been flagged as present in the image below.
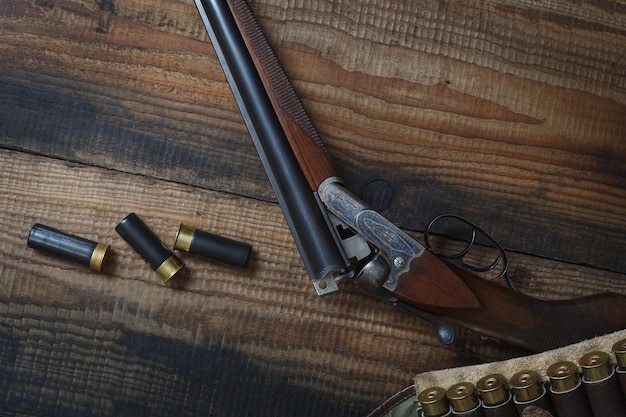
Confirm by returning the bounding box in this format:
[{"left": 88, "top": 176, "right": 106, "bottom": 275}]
[{"left": 392, "top": 251, "right": 626, "bottom": 352}]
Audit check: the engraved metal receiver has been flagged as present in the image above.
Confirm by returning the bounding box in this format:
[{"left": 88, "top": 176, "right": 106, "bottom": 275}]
[
  {"left": 319, "top": 178, "right": 458, "bottom": 345},
  {"left": 318, "top": 178, "right": 426, "bottom": 293}
]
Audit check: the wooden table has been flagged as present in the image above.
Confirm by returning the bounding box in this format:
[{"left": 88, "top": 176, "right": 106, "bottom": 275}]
[{"left": 1, "top": 0, "right": 624, "bottom": 415}]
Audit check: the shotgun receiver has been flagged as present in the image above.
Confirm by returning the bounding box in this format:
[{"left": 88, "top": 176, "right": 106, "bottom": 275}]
[{"left": 193, "top": 0, "right": 626, "bottom": 352}]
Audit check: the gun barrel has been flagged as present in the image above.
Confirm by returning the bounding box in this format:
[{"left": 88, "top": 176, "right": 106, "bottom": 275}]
[{"left": 194, "top": 0, "right": 348, "bottom": 293}]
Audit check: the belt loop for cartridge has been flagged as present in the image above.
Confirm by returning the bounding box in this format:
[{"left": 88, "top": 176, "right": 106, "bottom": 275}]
[
  {"left": 510, "top": 370, "right": 554, "bottom": 415},
  {"left": 579, "top": 350, "right": 626, "bottom": 416}
]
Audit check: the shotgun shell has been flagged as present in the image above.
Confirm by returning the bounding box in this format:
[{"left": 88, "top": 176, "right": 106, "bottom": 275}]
[
  {"left": 612, "top": 339, "right": 626, "bottom": 369},
  {"left": 579, "top": 351, "right": 612, "bottom": 382},
  {"left": 547, "top": 360, "right": 594, "bottom": 417},
  {"left": 418, "top": 386, "right": 450, "bottom": 416},
  {"left": 510, "top": 369, "right": 554, "bottom": 415},
  {"left": 547, "top": 361, "right": 580, "bottom": 393},
  {"left": 27, "top": 223, "right": 110, "bottom": 272},
  {"left": 174, "top": 224, "right": 251, "bottom": 267},
  {"left": 446, "top": 382, "right": 479, "bottom": 412},
  {"left": 116, "top": 213, "right": 183, "bottom": 282},
  {"left": 510, "top": 370, "right": 543, "bottom": 402},
  {"left": 476, "top": 373, "right": 509, "bottom": 406}
]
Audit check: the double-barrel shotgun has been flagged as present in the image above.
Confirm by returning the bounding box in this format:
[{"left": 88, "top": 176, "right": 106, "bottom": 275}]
[{"left": 193, "top": 0, "right": 626, "bottom": 352}]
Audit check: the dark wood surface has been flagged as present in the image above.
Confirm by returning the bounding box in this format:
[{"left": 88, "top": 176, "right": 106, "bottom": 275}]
[{"left": 1, "top": 0, "right": 625, "bottom": 415}]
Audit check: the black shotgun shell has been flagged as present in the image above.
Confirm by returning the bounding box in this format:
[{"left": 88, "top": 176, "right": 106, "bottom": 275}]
[
  {"left": 116, "top": 213, "right": 183, "bottom": 282},
  {"left": 174, "top": 224, "right": 251, "bottom": 267},
  {"left": 27, "top": 223, "right": 110, "bottom": 272}
]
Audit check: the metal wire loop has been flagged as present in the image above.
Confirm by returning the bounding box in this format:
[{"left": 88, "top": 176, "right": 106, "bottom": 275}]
[{"left": 424, "top": 214, "right": 517, "bottom": 291}]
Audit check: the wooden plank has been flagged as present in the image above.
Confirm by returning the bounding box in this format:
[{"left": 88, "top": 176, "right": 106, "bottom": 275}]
[
  {"left": 1, "top": 0, "right": 625, "bottom": 414},
  {"left": 1, "top": 149, "right": 625, "bottom": 415},
  {"left": 0, "top": 148, "right": 455, "bottom": 415},
  {"left": 1, "top": 0, "right": 624, "bottom": 273}
]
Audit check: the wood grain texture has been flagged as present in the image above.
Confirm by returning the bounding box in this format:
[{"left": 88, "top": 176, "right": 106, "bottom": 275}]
[
  {"left": 1, "top": 149, "right": 624, "bottom": 416},
  {"left": 1, "top": 0, "right": 624, "bottom": 270},
  {"left": 0, "top": 149, "right": 483, "bottom": 415},
  {"left": 0, "top": 0, "right": 625, "bottom": 415}
]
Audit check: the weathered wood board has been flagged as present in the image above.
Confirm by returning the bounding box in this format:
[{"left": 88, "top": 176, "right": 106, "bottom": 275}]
[{"left": 1, "top": 0, "right": 624, "bottom": 415}]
